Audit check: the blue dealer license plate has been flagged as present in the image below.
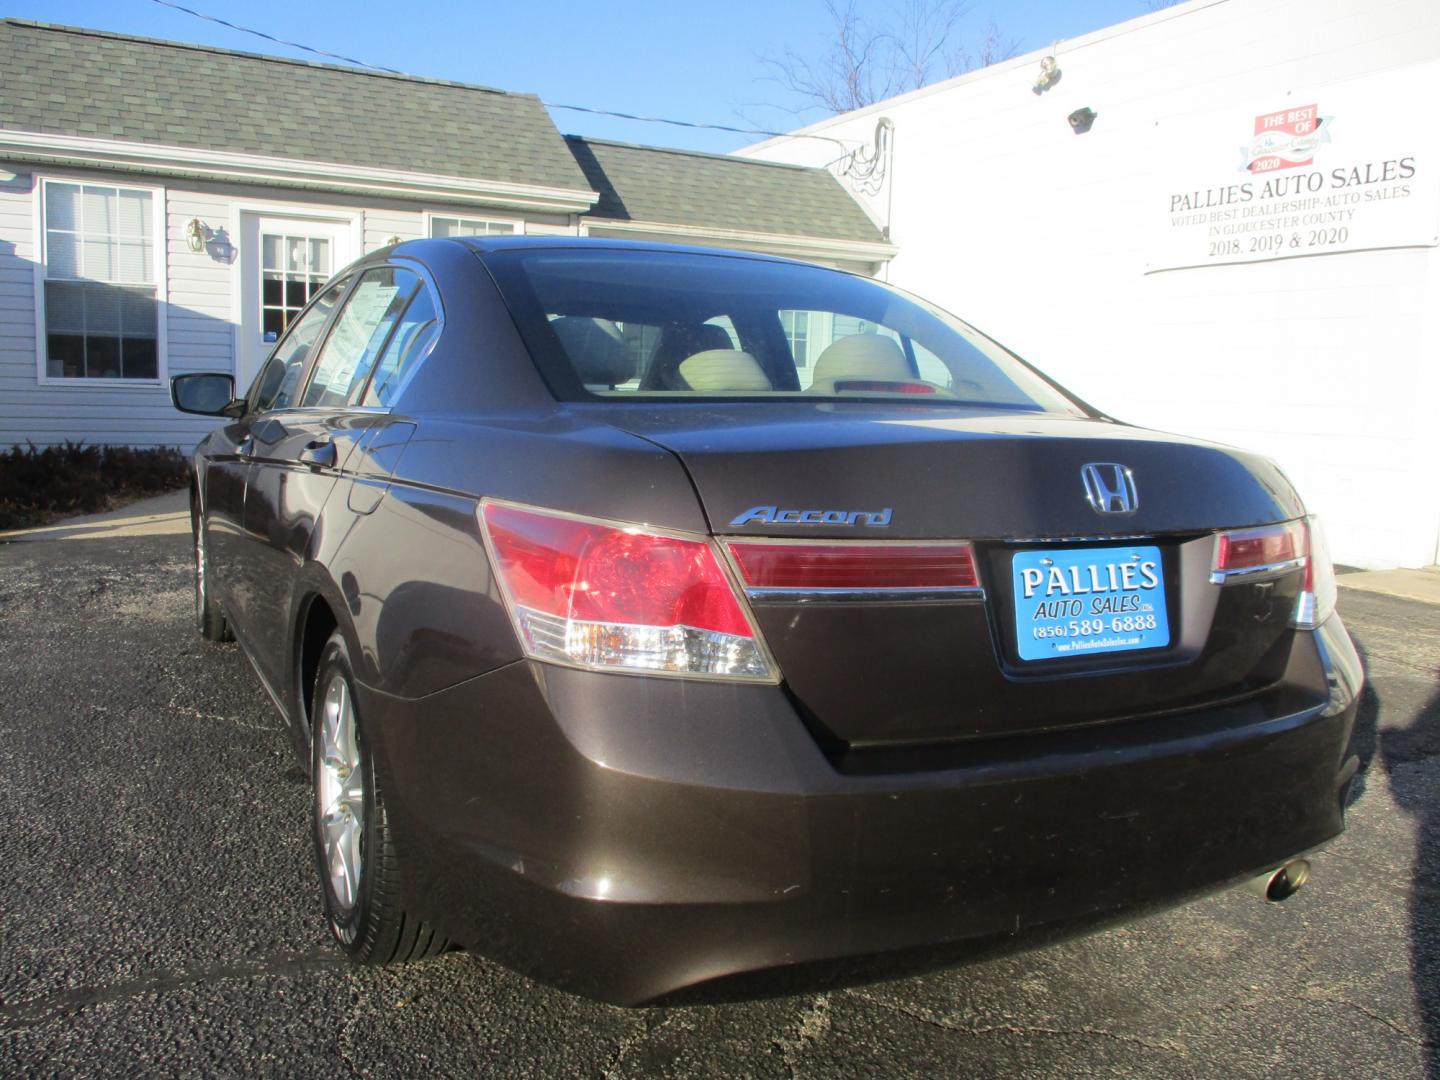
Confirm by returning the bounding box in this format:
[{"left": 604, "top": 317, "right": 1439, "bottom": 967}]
[{"left": 1012, "top": 545, "right": 1170, "bottom": 662}]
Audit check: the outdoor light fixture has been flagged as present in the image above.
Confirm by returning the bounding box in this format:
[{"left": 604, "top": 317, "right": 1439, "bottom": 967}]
[
  {"left": 1067, "top": 107, "right": 1097, "bottom": 134},
  {"left": 1033, "top": 55, "right": 1061, "bottom": 94},
  {"left": 185, "top": 217, "right": 209, "bottom": 253}
]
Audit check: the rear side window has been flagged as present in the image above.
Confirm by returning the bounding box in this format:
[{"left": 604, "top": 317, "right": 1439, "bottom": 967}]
[
  {"left": 249, "top": 275, "right": 348, "bottom": 413},
  {"left": 484, "top": 250, "right": 1083, "bottom": 413},
  {"left": 301, "top": 267, "right": 421, "bottom": 408},
  {"left": 362, "top": 285, "right": 439, "bottom": 407}
]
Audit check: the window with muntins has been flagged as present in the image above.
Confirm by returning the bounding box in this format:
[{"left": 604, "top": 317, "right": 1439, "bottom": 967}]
[
  {"left": 42, "top": 181, "right": 159, "bottom": 380},
  {"left": 261, "top": 233, "right": 331, "bottom": 341},
  {"left": 429, "top": 216, "right": 517, "bottom": 238},
  {"left": 249, "top": 276, "right": 349, "bottom": 413}
]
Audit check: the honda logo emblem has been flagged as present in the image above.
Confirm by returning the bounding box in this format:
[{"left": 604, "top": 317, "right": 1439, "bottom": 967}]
[{"left": 1081, "top": 463, "right": 1138, "bottom": 515}]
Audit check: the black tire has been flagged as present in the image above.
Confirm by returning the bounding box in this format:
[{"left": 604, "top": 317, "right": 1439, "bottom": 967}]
[
  {"left": 310, "top": 631, "right": 449, "bottom": 964},
  {"left": 193, "top": 511, "right": 232, "bottom": 642}
]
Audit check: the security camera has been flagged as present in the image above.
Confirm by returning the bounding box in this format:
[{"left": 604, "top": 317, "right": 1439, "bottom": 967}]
[{"left": 1067, "top": 107, "right": 1097, "bottom": 134}]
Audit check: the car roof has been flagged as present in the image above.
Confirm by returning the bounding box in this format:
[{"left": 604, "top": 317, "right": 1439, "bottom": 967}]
[
  {"left": 457, "top": 235, "right": 804, "bottom": 261},
  {"left": 370, "top": 233, "right": 827, "bottom": 271}
]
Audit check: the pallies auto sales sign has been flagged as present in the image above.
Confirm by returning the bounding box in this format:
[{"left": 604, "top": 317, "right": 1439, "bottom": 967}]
[{"left": 1147, "top": 63, "right": 1439, "bottom": 272}]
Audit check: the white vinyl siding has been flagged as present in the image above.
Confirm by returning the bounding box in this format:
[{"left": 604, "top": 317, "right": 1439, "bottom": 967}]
[
  {"left": 0, "top": 172, "right": 561, "bottom": 447},
  {"left": 0, "top": 172, "right": 219, "bottom": 447},
  {"left": 0, "top": 178, "right": 39, "bottom": 427},
  {"left": 1, "top": 173, "right": 230, "bottom": 447},
  {"left": 363, "top": 207, "right": 422, "bottom": 253},
  {"left": 166, "top": 188, "right": 235, "bottom": 377}
]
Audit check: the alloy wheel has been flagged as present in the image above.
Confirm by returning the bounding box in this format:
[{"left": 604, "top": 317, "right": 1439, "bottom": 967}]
[{"left": 316, "top": 674, "right": 366, "bottom": 914}]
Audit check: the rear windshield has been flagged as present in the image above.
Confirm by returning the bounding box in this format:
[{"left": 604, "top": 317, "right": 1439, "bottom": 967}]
[{"left": 484, "top": 248, "right": 1085, "bottom": 413}]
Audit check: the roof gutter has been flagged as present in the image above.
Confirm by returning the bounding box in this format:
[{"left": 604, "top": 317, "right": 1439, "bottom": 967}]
[
  {"left": 580, "top": 217, "right": 898, "bottom": 264},
  {"left": 0, "top": 129, "right": 599, "bottom": 214}
]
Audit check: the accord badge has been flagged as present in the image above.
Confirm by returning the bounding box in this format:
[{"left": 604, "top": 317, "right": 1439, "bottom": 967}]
[{"left": 730, "top": 505, "right": 893, "bottom": 527}]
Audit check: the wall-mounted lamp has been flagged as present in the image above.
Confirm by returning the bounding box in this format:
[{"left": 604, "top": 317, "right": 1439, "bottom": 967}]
[
  {"left": 185, "top": 217, "right": 210, "bottom": 253},
  {"left": 1067, "top": 107, "right": 1097, "bottom": 134},
  {"left": 1032, "top": 55, "right": 1061, "bottom": 95}
]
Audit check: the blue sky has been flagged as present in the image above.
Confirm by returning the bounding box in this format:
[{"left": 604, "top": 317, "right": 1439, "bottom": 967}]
[{"left": 9, "top": 0, "right": 1152, "bottom": 152}]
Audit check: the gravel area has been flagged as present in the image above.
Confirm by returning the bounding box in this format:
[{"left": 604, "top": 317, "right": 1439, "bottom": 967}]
[{"left": 0, "top": 532, "right": 1434, "bottom": 1078}]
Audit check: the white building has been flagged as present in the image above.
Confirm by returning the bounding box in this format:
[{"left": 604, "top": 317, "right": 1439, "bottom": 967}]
[
  {"left": 740, "top": 0, "right": 1440, "bottom": 569},
  {"left": 0, "top": 21, "right": 891, "bottom": 451}
]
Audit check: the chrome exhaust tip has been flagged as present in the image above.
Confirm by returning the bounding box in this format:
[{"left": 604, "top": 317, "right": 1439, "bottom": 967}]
[{"left": 1245, "top": 859, "right": 1311, "bottom": 902}]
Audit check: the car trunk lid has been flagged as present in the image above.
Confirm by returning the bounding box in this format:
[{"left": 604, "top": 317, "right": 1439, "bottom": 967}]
[{"left": 587, "top": 402, "right": 1314, "bottom": 749}]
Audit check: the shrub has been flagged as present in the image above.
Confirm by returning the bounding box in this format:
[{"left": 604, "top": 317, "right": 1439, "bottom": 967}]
[{"left": 0, "top": 441, "right": 189, "bottom": 530}]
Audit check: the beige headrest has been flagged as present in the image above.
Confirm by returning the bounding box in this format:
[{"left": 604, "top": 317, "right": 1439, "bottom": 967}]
[
  {"left": 809, "top": 333, "right": 909, "bottom": 392},
  {"left": 678, "top": 349, "right": 772, "bottom": 392}
]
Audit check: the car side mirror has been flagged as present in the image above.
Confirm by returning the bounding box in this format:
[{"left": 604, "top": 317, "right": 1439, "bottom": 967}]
[{"left": 171, "top": 372, "right": 244, "bottom": 417}]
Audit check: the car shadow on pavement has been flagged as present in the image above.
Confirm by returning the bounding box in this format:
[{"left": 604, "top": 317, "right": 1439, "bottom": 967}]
[
  {"left": 1385, "top": 684, "right": 1440, "bottom": 1077},
  {"left": 1349, "top": 635, "right": 1440, "bottom": 1076}
]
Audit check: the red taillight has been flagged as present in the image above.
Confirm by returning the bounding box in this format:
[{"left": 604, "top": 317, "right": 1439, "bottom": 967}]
[
  {"left": 1211, "top": 517, "right": 1336, "bottom": 628},
  {"left": 727, "top": 540, "right": 978, "bottom": 592},
  {"left": 1213, "top": 521, "right": 1306, "bottom": 574},
  {"left": 479, "top": 501, "right": 772, "bottom": 680},
  {"left": 1295, "top": 516, "right": 1337, "bottom": 628}
]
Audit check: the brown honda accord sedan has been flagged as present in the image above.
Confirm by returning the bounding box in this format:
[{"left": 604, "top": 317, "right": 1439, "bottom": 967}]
[{"left": 171, "top": 237, "right": 1363, "bottom": 1004}]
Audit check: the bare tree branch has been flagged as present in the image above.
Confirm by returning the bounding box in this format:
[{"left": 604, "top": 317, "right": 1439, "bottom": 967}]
[
  {"left": 891, "top": 0, "right": 968, "bottom": 93},
  {"left": 758, "top": 0, "right": 1021, "bottom": 116},
  {"left": 952, "top": 18, "right": 1021, "bottom": 74}
]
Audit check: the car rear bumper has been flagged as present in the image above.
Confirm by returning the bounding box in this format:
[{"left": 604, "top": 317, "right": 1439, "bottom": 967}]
[{"left": 364, "top": 614, "right": 1362, "bottom": 1005}]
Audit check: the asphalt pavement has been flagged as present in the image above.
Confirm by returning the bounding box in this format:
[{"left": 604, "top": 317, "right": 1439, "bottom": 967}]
[{"left": 0, "top": 528, "right": 1435, "bottom": 1078}]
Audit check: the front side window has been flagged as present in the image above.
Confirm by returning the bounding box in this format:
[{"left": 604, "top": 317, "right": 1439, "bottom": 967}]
[
  {"left": 42, "top": 181, "right": 159, "bottom": 380},
  {"left": 430, "top": 216, "right": 517, "bottom": 238},
  {"left": 249, "top": 276, "right": 348, "bottom": 413},
  {"left": 485, "top": 250, "right": 1085, "bottom": 413}
]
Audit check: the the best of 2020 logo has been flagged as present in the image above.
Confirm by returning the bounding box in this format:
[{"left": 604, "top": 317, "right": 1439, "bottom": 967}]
[{"left": 1241, "top": 105, "right": 1334, "bottom": 174}]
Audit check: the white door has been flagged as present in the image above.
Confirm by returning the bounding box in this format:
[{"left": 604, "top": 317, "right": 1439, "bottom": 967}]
[{"left": 237, "top": 213, "right": 354, "bottom": 391}]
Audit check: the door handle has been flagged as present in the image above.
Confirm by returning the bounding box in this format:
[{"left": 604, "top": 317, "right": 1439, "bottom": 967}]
[
  {"left": 237, "top": 436, "right": 254, "bottom": 459},
  {"left": 298, "top": 440, "right": 336, "bottom": 469}
]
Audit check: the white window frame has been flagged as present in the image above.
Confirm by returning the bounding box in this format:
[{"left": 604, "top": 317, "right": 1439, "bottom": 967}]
[
  {"left": 33, "top": 175, "right": 169, "bottom": 388},
  {"left": 423, "top": 210, "right": 525, "bottom": 239}
]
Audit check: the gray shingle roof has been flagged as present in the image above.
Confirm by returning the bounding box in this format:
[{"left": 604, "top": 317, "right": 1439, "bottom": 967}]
[
  {"left": 567, "top": 136, "right": 885, "bottom": 245},
  {"left": 0, "top": 20, "right": 592, "bottom": 194}
]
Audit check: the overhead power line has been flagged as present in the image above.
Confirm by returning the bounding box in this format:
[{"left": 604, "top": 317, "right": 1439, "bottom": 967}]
[
  {"left": 147, "top": 0, "right": 406, "bottom": 73},
  {"left": 530, "top": 100, "right": 848, "bottom": 145},
  {"left": 144, "top": 0, "right": 857, "bottom": 150}
]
